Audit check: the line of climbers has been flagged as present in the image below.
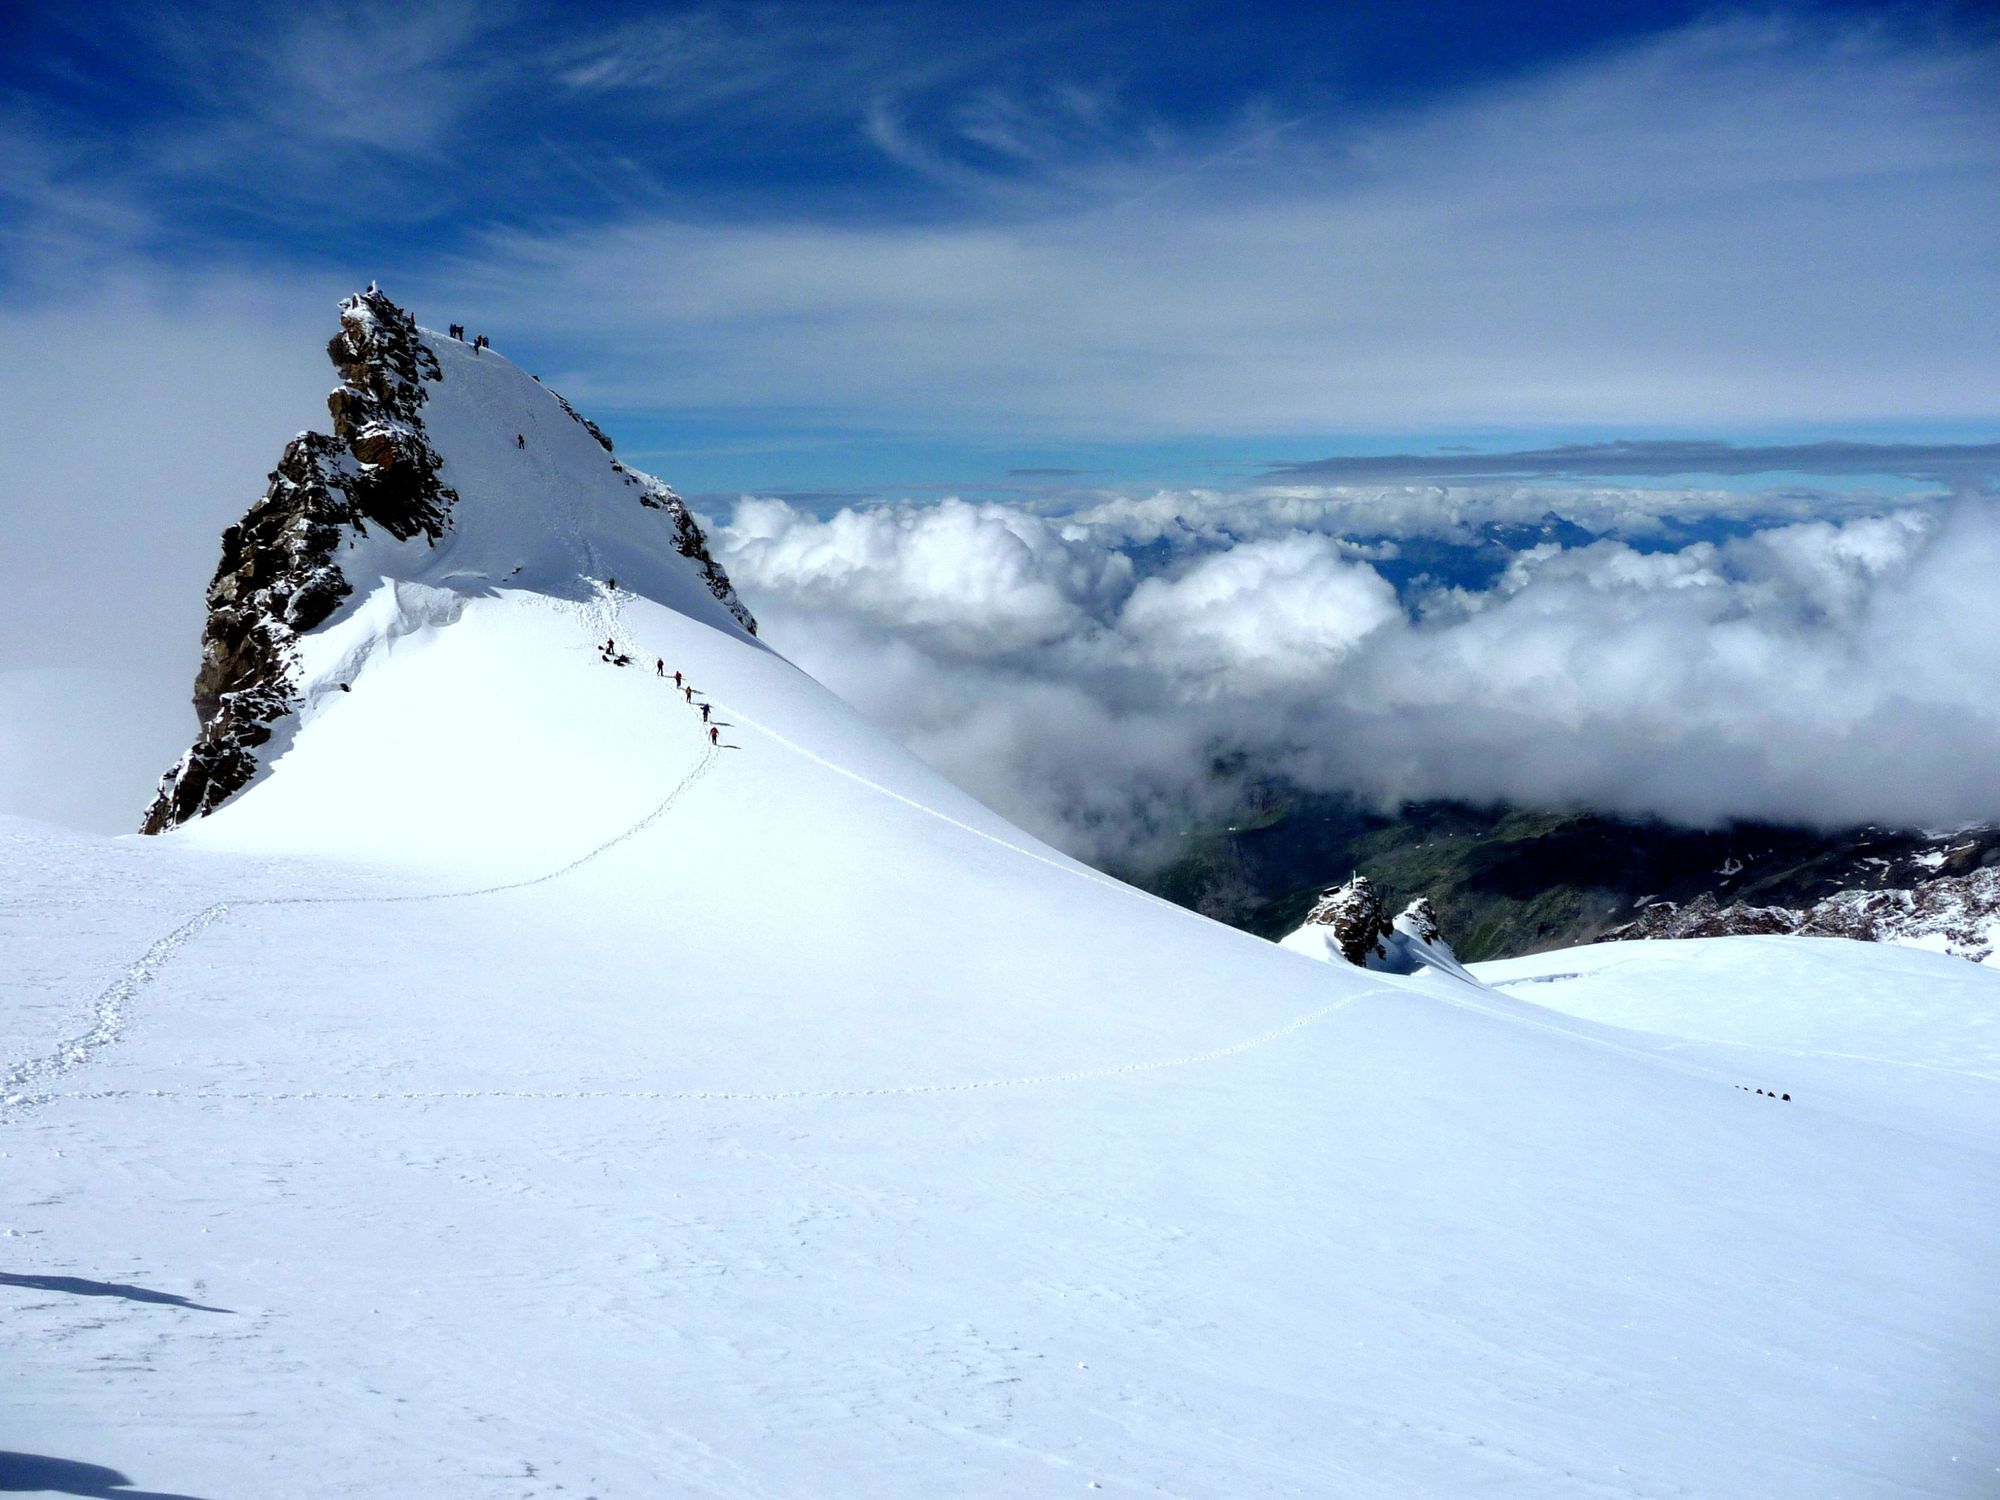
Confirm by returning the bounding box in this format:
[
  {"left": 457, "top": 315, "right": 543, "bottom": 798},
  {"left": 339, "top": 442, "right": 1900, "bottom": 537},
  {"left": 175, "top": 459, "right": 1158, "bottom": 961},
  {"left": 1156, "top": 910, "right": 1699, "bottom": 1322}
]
[
  {"left": 446, "top": 324, "right": 489, "bottom": 353},
  {"left": 597, "top": 635, "right": 727, "bottom": 748}
]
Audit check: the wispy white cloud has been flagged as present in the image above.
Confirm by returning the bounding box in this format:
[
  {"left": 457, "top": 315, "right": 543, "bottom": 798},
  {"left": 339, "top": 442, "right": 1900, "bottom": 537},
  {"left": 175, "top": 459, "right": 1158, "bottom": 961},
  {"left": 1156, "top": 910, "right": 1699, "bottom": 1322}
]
[
  {"left": 9, "top": 10, "right": 1994, "bottom": 434},
  {"left": 554, "top": 4, "right": 1022, "bottom": 124},
  {"left": 155, "top": 0, "right": 503, "bottom": 161},
  {"left": 436, "top": 15, "right": 2000, "bottom": 434},
  {"left": 0, "top": 0, "right": 521, "bottom": 276}
]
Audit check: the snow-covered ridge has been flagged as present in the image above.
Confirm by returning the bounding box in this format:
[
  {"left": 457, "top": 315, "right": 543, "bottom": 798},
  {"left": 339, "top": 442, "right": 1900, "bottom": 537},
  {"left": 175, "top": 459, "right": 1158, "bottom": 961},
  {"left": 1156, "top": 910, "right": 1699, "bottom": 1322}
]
[{"left": 142, "top": 286, "right": 753, "bottom": 833}]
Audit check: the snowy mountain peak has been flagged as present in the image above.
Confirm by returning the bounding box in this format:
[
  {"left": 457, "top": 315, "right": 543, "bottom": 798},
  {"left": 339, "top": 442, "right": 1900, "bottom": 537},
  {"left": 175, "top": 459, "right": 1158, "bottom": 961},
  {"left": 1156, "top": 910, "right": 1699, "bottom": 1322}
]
[{"left": 141, "top": 287, "right": 754, "bottom": 834}]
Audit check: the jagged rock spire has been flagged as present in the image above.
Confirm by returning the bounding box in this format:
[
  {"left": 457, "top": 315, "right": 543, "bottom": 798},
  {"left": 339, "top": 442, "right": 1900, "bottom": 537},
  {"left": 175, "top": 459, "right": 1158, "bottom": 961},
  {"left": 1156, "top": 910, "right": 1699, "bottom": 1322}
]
[{"left": 142, "top": 289, "right": 460, "bottom": 833}]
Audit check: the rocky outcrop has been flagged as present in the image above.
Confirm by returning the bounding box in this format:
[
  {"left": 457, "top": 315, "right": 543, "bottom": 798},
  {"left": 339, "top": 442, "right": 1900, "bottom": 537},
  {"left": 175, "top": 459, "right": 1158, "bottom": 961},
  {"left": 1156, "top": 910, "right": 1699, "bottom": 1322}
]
[
  {"left": 1286, "top": 878, "right": 1465, "bottom": 976},
  {"left": 142, "top": 287, "right": 456, "bottom": 834},
  {"left": 551, "top": 388, "right": 615, "bottom": 453},
  {"left": 1610, "top": 892, "right": 1797, "bottom": 941},
  {"left": 637, "top": 481, "right": 758, "bottom": 636},
  {"left": 1602, "top": 868, "right": 2000, "bottom": 964},
  {"left": 322, "top": 287, "right": 454, "bottom": 541},
  {"left": 1302, "top": 876, "right": 1394, "bottom": 966},
  {"left": 1398, "top": 896, "right": 1444, "bottom": 946}
]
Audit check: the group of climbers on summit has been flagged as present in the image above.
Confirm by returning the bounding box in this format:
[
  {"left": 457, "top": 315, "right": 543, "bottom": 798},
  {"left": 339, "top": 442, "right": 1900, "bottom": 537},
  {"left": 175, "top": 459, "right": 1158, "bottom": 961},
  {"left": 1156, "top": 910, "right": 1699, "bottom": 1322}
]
[{"left": 598, "top": 634, "right": 724, "bottom": 747}]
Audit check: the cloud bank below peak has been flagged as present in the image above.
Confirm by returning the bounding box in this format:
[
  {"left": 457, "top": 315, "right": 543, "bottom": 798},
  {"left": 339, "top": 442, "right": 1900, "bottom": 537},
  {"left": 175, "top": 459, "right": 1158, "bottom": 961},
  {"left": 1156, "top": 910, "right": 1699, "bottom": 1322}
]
[{"left": 713, "top": 489, "right": 2000, "bottom": 866}]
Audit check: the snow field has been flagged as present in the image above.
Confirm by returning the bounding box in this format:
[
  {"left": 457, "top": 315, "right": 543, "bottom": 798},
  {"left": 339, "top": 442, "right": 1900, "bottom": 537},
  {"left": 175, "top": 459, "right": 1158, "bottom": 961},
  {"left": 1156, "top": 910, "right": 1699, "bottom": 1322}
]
[{"left": 6, "top": 323, "right": 1997, "bottom": 1498}]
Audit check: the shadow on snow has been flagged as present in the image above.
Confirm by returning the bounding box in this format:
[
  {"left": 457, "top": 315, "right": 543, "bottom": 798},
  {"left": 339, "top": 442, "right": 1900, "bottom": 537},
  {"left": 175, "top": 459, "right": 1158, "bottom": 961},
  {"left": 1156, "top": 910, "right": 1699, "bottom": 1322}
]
[
  {"left": 0, "top": 1452, "right": 213, "bottom": 1499},
  {"left": 0, "top": 1274, "right": 232, "bottom": 1315}
]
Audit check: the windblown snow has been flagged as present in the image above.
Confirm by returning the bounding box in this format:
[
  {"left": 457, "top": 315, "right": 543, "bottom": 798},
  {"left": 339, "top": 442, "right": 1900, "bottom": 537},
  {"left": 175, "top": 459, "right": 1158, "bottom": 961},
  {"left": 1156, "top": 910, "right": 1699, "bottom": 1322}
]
[{"left": 4, "top": 311, "right": 1996, "bottom": 1499}]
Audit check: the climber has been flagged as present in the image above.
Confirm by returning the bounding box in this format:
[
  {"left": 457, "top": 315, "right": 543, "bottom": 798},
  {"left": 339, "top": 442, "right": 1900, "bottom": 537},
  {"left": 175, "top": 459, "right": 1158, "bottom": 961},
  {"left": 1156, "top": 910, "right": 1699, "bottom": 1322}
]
[
  {"left": 605, "top": 637, "right": 615, "bottom": 653},
  {"left": 701, "top": 703, "right": 711, "bottom": 724},
  {"left": 709, "top": 725, "right": 720, "bottom": 747},
  {"left": 516, "top": 433, "right": 525, "bottom": 448},
  {"left": 684, "top": 685, "right": 694, "bottom": 704},
  {"left": 673, "top": 670, "right": 682, "bottom": 688},
  {"left": 448, "top": 323, "right": 462, "bottom": 340},
  {"left": 656, "top": 658, "right": 665, "bottom": 677}
]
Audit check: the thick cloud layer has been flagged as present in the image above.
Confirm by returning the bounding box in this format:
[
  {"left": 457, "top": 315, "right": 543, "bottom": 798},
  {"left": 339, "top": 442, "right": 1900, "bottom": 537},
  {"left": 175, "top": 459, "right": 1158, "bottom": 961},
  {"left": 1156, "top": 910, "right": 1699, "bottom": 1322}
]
[{"left": 713, "top": 489, "right": 2000, "bottom": 865}]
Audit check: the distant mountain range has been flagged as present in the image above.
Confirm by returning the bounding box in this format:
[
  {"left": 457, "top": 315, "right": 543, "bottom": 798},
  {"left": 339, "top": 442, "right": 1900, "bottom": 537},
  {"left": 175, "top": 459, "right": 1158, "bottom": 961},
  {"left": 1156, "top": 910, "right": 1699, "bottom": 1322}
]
[{"left": 1134, "top": 785, "right": 2000, "bottom": 964}]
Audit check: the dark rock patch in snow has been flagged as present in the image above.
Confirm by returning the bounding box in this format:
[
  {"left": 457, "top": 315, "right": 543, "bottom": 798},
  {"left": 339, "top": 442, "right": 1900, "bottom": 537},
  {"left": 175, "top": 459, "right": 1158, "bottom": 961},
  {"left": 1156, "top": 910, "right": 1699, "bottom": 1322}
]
[{"left": 1301, "top": 875, "right": 1395, "bottom": 966}]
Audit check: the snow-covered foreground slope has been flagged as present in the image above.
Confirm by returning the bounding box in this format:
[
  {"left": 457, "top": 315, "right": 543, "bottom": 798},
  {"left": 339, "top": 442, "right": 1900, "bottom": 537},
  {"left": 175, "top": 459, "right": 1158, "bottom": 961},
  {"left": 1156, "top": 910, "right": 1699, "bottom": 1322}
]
[
  {"left": 8, "top": 589, "right": 1998, "bottom": 1497},
  {"left": 8, "top": 314, "right": 1998, "bottom": 1497}
]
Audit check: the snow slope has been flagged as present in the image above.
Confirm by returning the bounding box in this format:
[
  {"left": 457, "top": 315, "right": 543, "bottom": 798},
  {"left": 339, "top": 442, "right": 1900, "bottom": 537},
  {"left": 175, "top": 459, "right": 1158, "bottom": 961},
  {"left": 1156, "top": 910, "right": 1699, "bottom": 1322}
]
[
  {"left": 6, "top": 329, "right": 1998, "bottom": 1499},
  {"left": 1473, "top": 936, "right": 2000, "bottom": 1144}
]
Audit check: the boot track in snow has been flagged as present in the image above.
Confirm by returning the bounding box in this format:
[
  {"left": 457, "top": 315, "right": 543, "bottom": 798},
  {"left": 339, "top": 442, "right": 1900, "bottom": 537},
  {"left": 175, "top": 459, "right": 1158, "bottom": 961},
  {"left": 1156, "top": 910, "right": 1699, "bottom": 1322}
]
[{"left": 0, "top": 743, "right": 720, "bottom": 1118}]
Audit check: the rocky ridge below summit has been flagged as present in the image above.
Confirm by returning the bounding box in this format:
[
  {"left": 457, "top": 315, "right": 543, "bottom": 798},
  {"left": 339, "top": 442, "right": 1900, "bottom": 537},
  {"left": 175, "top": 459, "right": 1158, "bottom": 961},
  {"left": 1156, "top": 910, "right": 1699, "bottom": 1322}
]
[{"left": 1141, "top": 786, "right": 2000, "bottom": 964}]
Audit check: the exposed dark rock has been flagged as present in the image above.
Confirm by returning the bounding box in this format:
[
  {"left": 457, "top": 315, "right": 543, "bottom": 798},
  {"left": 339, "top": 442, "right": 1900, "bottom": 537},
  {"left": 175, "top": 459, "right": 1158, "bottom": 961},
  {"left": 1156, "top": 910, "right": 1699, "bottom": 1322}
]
[
  {"left": 1288, "top": 882, "right": 1464, "bottom": 974},
  {"left": 324, "top": 286, "right": 455, "bottom": 543},
  {"left": 1609, "top": 891, "right": 1798, "bottom": 941},
  {"left": 1398, "top": 896, "right": 1444, "bottom": 946},
  {"left": 638, "top": 480, "right": 758, "bottom": 636},
  {"left": 1301, "top": 876, "right": 1394, "bottom": 966},
  {"left": 550, "top": 388, "right": 614, "bottom": 452},
  {"left": 143, "top": 288, "right": 457, "bottom": 834}
]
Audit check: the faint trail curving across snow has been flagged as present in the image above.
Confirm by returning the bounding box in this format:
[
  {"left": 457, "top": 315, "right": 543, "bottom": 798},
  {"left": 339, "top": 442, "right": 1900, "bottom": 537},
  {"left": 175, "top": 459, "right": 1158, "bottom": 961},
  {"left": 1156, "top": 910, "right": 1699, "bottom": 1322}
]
[
  {"left": 0, "top": 904, "right": 239, "bottom": 1108},
  {"left": 21, "top": 987, "right": 1370, "bottom": 1112},
  {"left": 0, "top": 744, "right": 719, "bottom": 1118},
  {"left": 10, "top": 574, "right": 1375, "bottom": 1121}
]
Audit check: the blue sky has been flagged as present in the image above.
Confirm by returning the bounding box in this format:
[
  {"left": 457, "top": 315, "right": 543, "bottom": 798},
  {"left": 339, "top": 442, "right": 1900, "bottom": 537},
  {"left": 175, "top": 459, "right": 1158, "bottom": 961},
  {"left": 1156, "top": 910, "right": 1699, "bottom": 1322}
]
[{"left": 4, "top": 0, "right": 1998, "bottom": 501}]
